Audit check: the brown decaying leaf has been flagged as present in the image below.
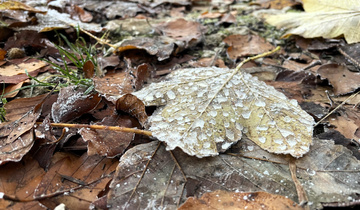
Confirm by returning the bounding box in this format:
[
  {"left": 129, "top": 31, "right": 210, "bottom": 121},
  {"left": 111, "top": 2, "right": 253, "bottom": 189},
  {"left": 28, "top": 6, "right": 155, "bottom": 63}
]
[
  {"left": 115, "top": 36, "right": 175, "bottom": 61},
  {"left": 329, "top": 115, "right": 359, "bottom": 142},
  {"left": 83, "top": 60, "right": 94, "bottom": 78},
  {"left": 156, "top": 18, "right": 204, "bottom": 48},
  {"left": 317, "top": 63, "right": 360, "bottom": 95},
  {"left": 116, "top": 94, "right": 148, "bottom": 126},
  {"left": 0, "top": 48, "right": 6, "bottom": 60},
  {"left": 72, "top": 5, "right": 93, "bottom": 22},
  {"left": 0, "top": 93, "right": 49, "bottom": 165},
  {"left": 79, "top": 115, "right": 136, "bottom": 158},
  {"left": 0, "top": 156, "right": 46, "bottom": 209},
  {"left": 252, "top": 0, "right": 301, "bottom": 9},
  {"left": 3, "top": 94, "right": 51, "bottom": 122},
  {"left": 178, "top": 190, "right": 303, "bottom": 210},
  {"left": 108, "top": 138, "right": 360, "bottom": 210},
  {"left": 133, "top": 67, "right": 314, "bottom": 158},
  {"left": 1, "top": 81, "right": 24, "bottom": 98},
  {"left": 0, "top": 59, "right": 47, "bottom": 83},
  {"left": 223, "top": 34, "right": 275, "bottom": 60},
  {"left": 51, "top": 86, "right": 102, "bottom": 123},
  {"left": 94, "top": 71, "right": 133, "bottom": 98},
  {"left": 34, "top": 152, "right": 117, "bottom": 209}
]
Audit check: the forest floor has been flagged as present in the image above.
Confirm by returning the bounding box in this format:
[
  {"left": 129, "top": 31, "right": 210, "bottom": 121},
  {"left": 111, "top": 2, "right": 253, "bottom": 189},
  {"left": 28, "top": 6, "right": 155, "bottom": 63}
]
[{"left": 1, "top": 0, "right": 360, "bottom": 209}]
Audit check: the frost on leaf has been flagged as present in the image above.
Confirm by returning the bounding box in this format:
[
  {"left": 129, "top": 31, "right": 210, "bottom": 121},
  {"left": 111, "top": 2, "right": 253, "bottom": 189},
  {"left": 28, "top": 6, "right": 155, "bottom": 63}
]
[{"left": 133, "top": 67, "right": 314, "bottom": 158}]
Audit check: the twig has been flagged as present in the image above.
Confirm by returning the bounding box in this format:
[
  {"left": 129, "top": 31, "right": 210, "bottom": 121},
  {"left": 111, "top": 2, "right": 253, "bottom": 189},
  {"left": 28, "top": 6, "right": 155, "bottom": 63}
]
[
  {"left": 289, "top": 159, "right": 309, "bottom": 210},
  {"left": 45, "top": 122, "right": 153, "bottom": 137},
  {"left": 314, "top": 91, "right": 360, "bottom": 126}
]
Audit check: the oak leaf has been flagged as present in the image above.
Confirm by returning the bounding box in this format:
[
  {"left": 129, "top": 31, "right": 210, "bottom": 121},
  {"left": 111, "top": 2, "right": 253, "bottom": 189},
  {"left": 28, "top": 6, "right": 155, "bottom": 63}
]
[
  {"left": 133, "top": 67, "right": 314, "bottom": 158},
  {"left": 266, "top": 0, "right": 360, "bottom": 44}
]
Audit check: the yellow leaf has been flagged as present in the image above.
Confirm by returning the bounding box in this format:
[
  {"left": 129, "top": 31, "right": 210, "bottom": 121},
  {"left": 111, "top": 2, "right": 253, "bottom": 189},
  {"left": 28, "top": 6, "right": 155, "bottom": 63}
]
[
  {"left": 0, "top": 0, "right": 46, "bottom": 14},
  {"left": 266, "top": 0, "right": 360, "bottom": 43}
]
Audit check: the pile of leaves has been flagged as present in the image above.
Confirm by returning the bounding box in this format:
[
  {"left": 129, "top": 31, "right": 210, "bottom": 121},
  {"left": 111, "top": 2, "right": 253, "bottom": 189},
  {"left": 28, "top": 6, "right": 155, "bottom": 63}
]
[{"left": 1, "top": 0, "right": 360, "bottom": 209}]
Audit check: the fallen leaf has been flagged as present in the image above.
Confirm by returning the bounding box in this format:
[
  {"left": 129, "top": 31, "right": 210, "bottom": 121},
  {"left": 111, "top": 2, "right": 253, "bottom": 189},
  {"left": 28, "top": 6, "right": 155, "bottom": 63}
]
[
  {"left": 93, "top": 71, "right": 133, "bottom": 98},
  {"left": 0, "top": 93, "right": 49, "bottom": 165},
  {"left": 223, "top": 34, "right": 275, "bottom": 60},
  {"left": 51, "top": 86, "right": 102, "bottom": 123},
  {"left": 0, "top": 48, "right": 5, "bottom": 60},
  {"left": 252, "top": 0, "right": 301, "bottom": 9},
  {"left": 0, "top": 156, "right": 46, "bottom": 209},
  {"left": 107, "top": 138, "right": 360, "bottom": 209},
  {"left": 116, "top": 94, "right": 148, "bottom": 126},
  {"left": 0, "top": 59, "right": 47, "bottom": 83},
  {"left": 115, "top": 36, "right": 175, "bottom": 61},
  {"left": 1, "top": 81, "right": 24, "bottom": 98},
  {"left": 0, "top": 0, "right": 47, "bottom": 14},
  {"left": 329, "top": 116, "right": 359, "bottom": 145},
  {"left": 20, "top": 9, "right": 102, "bottom": 33},
  {"left": 179, "top": 190, "right": 303, "bottom": 210},
  {"left": 3, "top": 94, "right": 54, "bottom": 122},
  {"left": 266, "top": 0, "right": 360, "bottom": 44},
  {"left": 79, "top": 115, "right": 136, "bottom": 158},
  {"left": 133, "top": 67, "right": 314, "bottom": 158},
  {"left": 317, "top": 63, "right": 360, "bottom": 95},
  {"left": 34, "top": 152, "right": 117, "bottom": 209},
  {"left": 156, "top": 18, "right": 205, "bottom": 48},
  {"left": 83, "top": 60, "right": 94, "bottom": 78}
]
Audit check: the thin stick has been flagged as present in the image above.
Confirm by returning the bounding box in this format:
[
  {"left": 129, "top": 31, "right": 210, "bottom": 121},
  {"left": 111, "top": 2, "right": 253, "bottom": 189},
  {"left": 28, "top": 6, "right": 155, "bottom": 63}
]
[
  {"left": 289, "top": 159, "right": 309, "bottom": 209},
  {"left": 48, "top": 122, "right": 153, "bottom": 137},
  {"left": 68, "top": 24, "right": 116, "bottom": 48},
  {"left": 314, "top": 91, "right": 360, "bottom": 126}
]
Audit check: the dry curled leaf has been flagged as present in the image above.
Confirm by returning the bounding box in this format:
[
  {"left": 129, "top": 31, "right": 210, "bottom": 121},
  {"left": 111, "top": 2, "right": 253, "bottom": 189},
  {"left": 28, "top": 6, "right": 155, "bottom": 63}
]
[
  {"left": 133, "top": 67, "right": 314, "bottom": 158},
  {"left": 116, "top": 94, "right": 148, "bottom": 126}
]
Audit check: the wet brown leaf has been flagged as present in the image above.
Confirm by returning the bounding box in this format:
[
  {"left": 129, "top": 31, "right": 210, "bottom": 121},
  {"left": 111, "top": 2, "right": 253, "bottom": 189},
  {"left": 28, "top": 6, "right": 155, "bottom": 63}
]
[
  {"left": 34, "top": 152, "right": 118, "bottom": 209},
  {"left": 179, "top": 190, "right": 303, "bottom": 210},
  {"left": 51, "top": 86, "right": 102, "bottom": 123},
  {"left": 223, "top": 34, "right": 275, "bottom": 60},
  {"left": 115, "top": 36, "right": 175, "bottom": 61},
  {"left": 0, "top": 48, "right": 5, "bottom": 60},
  {"left": 0, "top": 59, "right": 47, "bottom": 83},
  {"left": 108, "top": 138, "right": 360, "bottom": 209},
  {"left": 93, "top": 70, "right": 133, "bottom": 98},
  {"left": 156, "top": 18, "right": 204, "bottom": 49},
  {"left": 79, "top": 115, "right": 136, "bottom": 158},
  {"left": 317, "top": 63, "right": 360, "bottom": 95},
  {"left": 83, "top": 60, "right": 94, "bottom": 78},
  {"left": 0, "top": 156, "right": 46, "bottom": 209},
  {"left": 253, "top": 0, "right": 301, "bottom": 9},
  {"left": 116, "top": 94, "right": 148, "bottom": 126},
  {"left": 0, "top": 94, "right": 49, "bottom": 165}
]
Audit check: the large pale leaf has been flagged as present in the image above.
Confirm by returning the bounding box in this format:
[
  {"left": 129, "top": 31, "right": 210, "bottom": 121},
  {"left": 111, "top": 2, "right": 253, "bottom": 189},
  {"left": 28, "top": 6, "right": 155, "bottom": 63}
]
[
  {"left": 133, "top": 67, "right": 314, "bottom": 158},
  {"left": 266, "top": 0, "right": 360, "bottom": 44}
]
